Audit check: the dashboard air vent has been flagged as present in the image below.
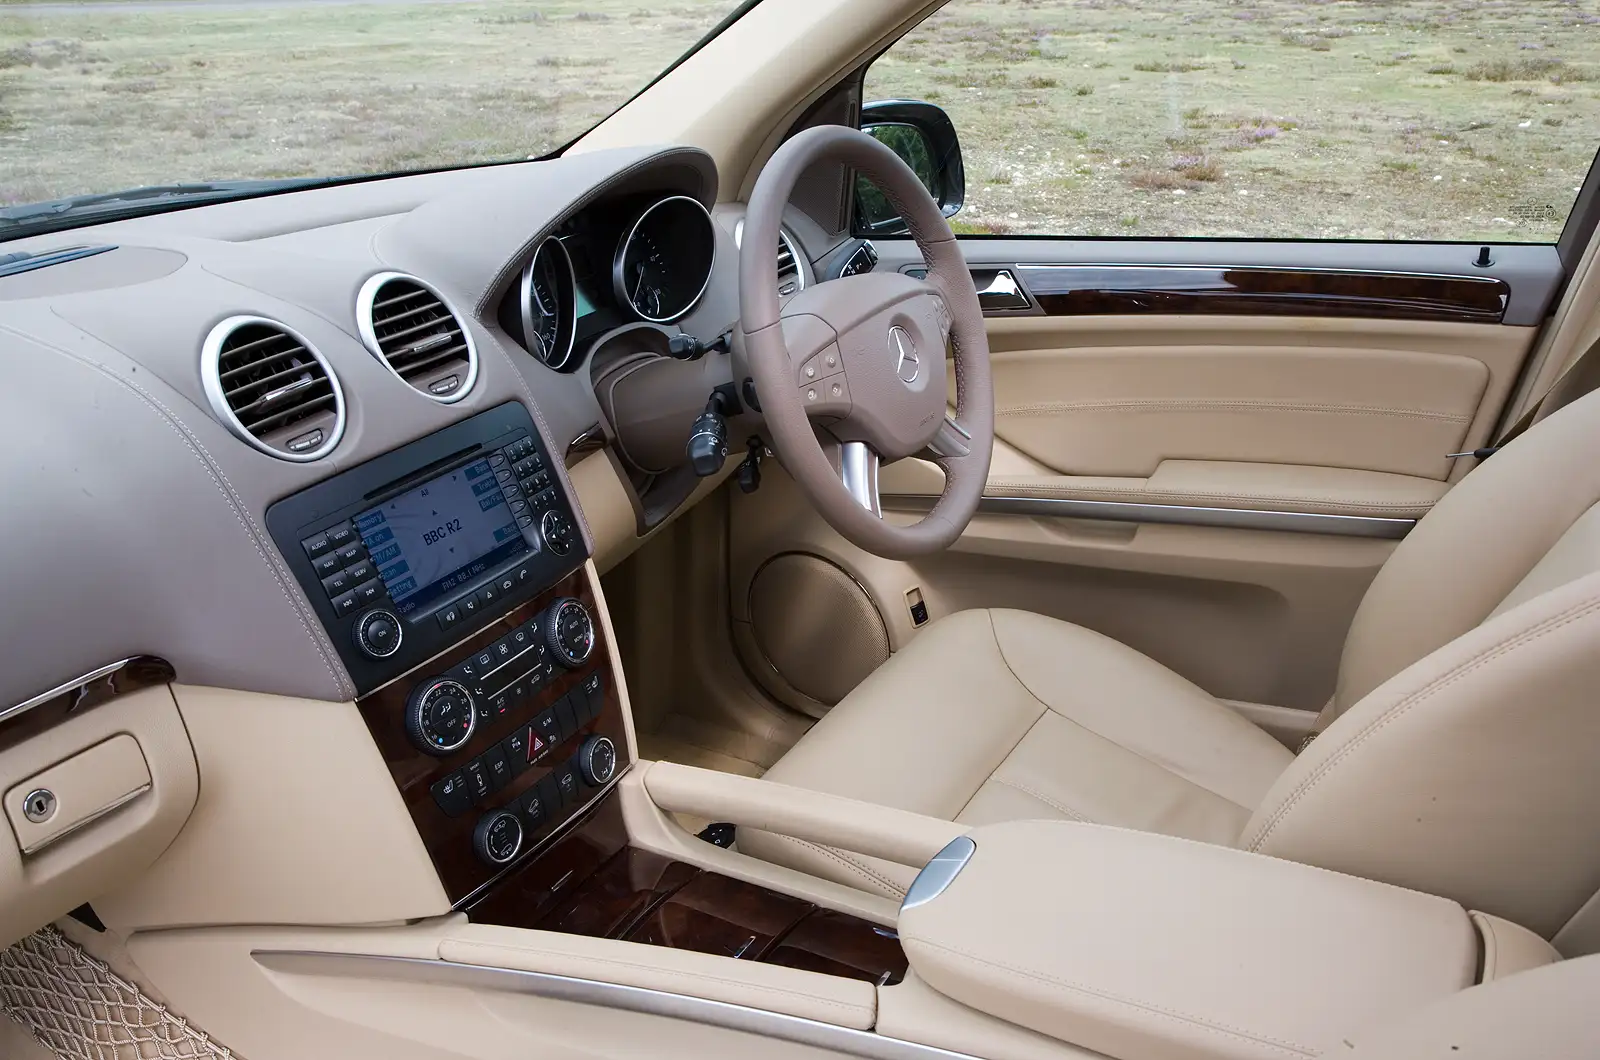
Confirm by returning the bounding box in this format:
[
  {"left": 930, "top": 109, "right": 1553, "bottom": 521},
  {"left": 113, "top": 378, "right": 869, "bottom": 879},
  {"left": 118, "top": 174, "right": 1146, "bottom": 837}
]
[
  {"left": 776, "top": 230, "right": 804, "bottom": 298},
  {"left": 357, "top": 273, "right": 477, "bottom": 403},
  {"left": 201, "top": 316, "right": 345, "bottom": 461},
  {"left": 734, "top": 219, "right": 806, "bottom": 299}
]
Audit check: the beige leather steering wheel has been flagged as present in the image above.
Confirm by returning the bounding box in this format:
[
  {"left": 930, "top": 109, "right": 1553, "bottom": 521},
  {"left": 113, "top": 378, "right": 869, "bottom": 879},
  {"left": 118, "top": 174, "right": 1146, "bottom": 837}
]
[{"left": 740, "top": 126, "right": 994, "bottom": 559}]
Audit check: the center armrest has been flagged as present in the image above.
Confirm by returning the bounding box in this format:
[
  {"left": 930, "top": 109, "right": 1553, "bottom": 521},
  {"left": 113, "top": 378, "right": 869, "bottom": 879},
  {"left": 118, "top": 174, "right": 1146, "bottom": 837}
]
[{"left": 896, "top": 820, "right": 1477, "bottom": 1060}]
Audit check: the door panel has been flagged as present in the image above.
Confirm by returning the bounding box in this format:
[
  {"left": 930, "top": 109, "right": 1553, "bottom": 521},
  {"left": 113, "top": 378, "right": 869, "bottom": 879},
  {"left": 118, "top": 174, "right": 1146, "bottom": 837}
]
[{"left": 728, "top": 251, "right": 1544, "bottom": 723}]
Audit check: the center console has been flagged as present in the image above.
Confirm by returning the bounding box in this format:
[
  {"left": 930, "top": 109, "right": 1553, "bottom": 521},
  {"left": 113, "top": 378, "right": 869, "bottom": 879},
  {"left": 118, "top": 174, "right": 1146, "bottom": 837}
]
[{"left": 267, "top": 403, "right": 629, "bottom": 906}]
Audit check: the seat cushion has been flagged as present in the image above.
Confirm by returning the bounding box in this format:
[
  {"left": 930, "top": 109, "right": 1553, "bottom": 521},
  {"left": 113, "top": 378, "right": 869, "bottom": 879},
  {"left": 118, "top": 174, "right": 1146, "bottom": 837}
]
[{"left": 738, "top": 608, "right": 1294, "bottom": 899}]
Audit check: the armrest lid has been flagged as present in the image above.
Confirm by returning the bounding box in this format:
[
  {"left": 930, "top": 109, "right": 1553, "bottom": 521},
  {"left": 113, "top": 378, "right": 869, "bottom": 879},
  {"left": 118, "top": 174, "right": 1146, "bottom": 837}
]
[{"left": 897, "top": 820, "right": 1478, "bottom": 1060}]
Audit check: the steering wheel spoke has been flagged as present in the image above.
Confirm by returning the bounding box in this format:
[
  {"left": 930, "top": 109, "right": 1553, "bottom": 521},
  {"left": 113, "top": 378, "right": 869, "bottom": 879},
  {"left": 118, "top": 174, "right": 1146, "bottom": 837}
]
[
  {"left": 839, "top": 441, "right": 882, "bottom": 517},
  {"left": 925, "top": 415, "right": 972, "bottom": 460}
]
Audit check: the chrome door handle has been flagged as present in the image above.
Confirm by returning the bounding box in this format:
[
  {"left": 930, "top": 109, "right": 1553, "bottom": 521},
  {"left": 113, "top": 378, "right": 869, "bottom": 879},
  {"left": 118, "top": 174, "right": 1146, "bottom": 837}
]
[{"left": 973, "top": 269, "right": 1031, "bottom": 310}]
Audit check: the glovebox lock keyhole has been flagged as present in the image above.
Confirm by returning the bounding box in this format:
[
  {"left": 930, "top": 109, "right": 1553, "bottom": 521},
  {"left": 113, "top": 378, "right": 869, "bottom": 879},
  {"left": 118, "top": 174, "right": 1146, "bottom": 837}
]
[{"left": 22, "top": 789, "right": 56, "bottom": 824}]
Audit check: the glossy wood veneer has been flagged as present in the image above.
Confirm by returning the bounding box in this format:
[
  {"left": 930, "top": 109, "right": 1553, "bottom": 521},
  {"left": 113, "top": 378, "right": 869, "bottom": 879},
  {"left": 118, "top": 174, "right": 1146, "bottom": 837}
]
[
  {"left": 357, "top": 570, "right": 630, "bottom": 905},
  {"left": 469, "top": 792, "right": 909, "bottom": 986},
  {"left": 1019, "top": 264, "right": 1508, "bottom": 323}
]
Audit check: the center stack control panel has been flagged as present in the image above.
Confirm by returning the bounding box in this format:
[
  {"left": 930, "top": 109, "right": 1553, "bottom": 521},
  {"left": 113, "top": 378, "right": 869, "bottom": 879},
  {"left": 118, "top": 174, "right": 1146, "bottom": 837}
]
[{"left": 266, "top": 403, "right": 630, "bottom": 905}]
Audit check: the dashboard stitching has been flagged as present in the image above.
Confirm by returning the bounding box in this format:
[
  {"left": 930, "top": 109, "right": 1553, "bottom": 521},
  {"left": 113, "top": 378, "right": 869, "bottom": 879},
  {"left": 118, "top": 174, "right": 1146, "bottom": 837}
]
[{"left": 16, "top": 320, "right": 352, "bottom": 700}]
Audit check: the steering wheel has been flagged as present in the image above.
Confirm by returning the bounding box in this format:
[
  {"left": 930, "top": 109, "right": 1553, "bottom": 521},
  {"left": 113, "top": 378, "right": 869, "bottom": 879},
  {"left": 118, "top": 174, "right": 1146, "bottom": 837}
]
[{"left": 739, "top": 126, "right": 994, "bottom": 559}]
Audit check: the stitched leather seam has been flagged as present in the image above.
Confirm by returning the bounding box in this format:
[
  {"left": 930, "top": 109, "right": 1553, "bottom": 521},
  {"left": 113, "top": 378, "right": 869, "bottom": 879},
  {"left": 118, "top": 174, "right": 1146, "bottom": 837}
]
[
  {"left": 15, "top": 323, "right": 349, "bottom": 698},
  {"left": 905, "top": 937, "right": 1315, "bottom": 1057},
  {"left": 985, "top": 482, "right": 1436, "bottom": 514},
  {"left": 992, "top": 776, "right": 1092, "bottom": 822},
  {"left": 998, "top": 400, "right": 1468, "bottom": 422},
  {"left": 987, "top": 614, "right": 1256, "bottom": 813},
  {"left": 452, "top": 941, "right": 872, "bottom": 1018},
  {"left": 949, "top": 611, "right": 1052, "bottom": 823},
  {"left": 1245, "top": 594, "right": 1600, "bottom": 851},
  {"left": 786, "top": 837, "right": 907, "bottom": 898}
]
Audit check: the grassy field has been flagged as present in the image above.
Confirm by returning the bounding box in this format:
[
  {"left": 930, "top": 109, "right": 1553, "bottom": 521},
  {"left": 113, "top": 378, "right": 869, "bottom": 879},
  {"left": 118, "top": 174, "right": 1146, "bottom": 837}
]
[
  {"left": 2, "top": 0, "right": 1599, "bottom": 243},
  {"left": 868, "top": 0, "right": 1600, "bottom": 241},
  {"left": 0, "top": 0, "right": 732, "bottom": 206}
]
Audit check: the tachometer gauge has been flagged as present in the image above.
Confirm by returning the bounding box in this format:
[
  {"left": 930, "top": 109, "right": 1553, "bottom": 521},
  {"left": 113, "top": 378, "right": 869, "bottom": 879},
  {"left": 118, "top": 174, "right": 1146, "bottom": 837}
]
[
  {"left": 612, "top": 195, "right": 716, "bottom": 324},
  {"left": 519, "top": 234, "right": 577, "bottom": 370}
]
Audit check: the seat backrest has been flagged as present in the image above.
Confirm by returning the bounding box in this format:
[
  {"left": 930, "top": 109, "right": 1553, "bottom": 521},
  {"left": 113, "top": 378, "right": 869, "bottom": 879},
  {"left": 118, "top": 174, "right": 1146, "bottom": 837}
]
[{"left": 1237, "top": 388, "right": 1600, "bottom": 945}]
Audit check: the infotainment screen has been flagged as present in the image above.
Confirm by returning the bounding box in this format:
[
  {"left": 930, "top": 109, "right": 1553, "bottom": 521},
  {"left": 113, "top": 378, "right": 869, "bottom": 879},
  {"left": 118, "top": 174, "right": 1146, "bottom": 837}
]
[{"left": 355, "top": 457, "right": 528, "bottom": 616}]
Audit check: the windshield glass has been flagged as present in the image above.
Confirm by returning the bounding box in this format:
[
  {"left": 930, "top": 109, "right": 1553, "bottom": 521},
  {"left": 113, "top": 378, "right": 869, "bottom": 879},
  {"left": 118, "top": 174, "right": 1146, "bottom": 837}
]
[{"left": 0, "top": 0, "right": 745, "bottom": 212}]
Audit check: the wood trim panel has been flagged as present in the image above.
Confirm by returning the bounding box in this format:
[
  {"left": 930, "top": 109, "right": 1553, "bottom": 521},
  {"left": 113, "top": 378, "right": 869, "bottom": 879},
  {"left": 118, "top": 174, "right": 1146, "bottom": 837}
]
[
  {"left": 0, "top": 656, "right": 175, "bottom": 755},
  {"left": 1014, "top": 264, "right": 1508, "bottom": 323},
  {"left": 357, "top": 570, "right": 630, "bottom": 906},
  {"left": 470, "top": 791, "right": 909, "bottom": 987}
]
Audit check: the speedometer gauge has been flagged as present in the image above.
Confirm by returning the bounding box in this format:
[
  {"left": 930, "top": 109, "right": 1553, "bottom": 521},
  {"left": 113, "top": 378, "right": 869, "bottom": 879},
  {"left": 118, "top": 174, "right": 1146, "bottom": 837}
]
[
  {"left": 612, "top": 195, "right": 716, "bottom": 324},
  {"left": 519, "top": 234, "right": 577, "bottom": 370}
]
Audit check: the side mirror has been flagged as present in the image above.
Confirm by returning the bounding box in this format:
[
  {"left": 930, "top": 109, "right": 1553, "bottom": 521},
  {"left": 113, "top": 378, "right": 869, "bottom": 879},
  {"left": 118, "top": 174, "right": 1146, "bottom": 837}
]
[{"left": 855, "top": 100, "right": 965, "bottom": 236}]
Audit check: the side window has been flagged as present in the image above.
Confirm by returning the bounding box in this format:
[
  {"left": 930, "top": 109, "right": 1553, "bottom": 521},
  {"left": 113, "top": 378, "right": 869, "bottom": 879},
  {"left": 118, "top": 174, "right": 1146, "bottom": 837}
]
[{"left": 863, "top": 0, "right": 1600, "bottom": 242}]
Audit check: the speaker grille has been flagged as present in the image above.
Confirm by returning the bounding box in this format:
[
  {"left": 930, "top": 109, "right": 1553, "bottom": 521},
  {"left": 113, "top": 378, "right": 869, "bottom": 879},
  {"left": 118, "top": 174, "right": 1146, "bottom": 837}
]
[{"left": 748, "top": 553, "right": 889, "bottom": 707}]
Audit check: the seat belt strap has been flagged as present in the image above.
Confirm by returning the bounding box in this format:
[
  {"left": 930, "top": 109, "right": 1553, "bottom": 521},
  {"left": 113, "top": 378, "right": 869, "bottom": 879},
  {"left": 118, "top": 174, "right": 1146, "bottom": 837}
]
[{"left": 1457, "top": 334, "right": 1600, "bottom": 462}]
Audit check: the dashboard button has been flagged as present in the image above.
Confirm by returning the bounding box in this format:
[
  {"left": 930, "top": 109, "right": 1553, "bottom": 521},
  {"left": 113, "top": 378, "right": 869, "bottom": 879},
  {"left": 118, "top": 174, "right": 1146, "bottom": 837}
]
[
  {"left": 532, "top": 488, "right": 557, "bottom": 509},
  {"left": 354, "top": 607, "right": 401, "bottom": 658},
  {"left": 502, "top": 726, "right": 532, "bottom": 773},
  {"left": 492, "top": 638, "right": 515, "bottom": 662},
  {"left": 489, "top": 452, "right": 507, "bottom": 469},
  {"left": 431, "top": 771, "right": 473, "bottom": 818},
  {"left": 322, "top": 567, "right": 356, "bottom": 596},
  {"left": 516, "top": 514, "right": 534, "bottom": 529},
  {"left": 437, "top": 603, "right": 462, "bottom": 630},
  {"left": 479, "top": 584, "right": 499, "bottom": 607},
  {"left": 498, "top": 573, "right": 517, "bottom": 595},
  {"left": 334, "top": 542, "right": 365, "bottom": 566},
  {"left": 516, "top": 563, "right": 534, "bottom": 585},
  {"left": 473, "top": 809, "right": 523, "bottom": 866},
  {"left": 577, "top": 735, "right": 617, "bottom": 787},
  {"left": 331, "top": 589, "right": 360, "bottom": 617},
  {"left": 351, "top": 579, "right": 385, "bottom": 608},
  {"left": 483, "top": 745, "right": 512, "bottom": 791},
  {"left": 519, "top": 787, "right": 547, "bottom": 831},
  {"left": 327, "top": 524, "right": 357, "bottom": 548},
  {"left": 463, "top": 760, "right": 492, "bottom": 803},
  {"left": 344, "top": 559, "right": 376, "bottom": 585},
  {"left": 460, "top": 595, "right": 481, "bottom": 619},
  {"left": 474, "top": 649, "right": 495, "bottom": 670},
  {"left": 513, "top": 456, "right": 540, "bottom": 479},
  {"left": 532, "top": 709, "right": 560, "bottom": 748},
  {"left": 312, "top": 551, "right": 344, "bottom": 578},
  {"left": 526, "top": 725, "right": 550, "bottom": 763},
  {"left": 554, "top": 693, "right": 580, "bottom": 740},
  {"left": 580, "top": 670, "right": 606, "bottom": 720},
  {"left": 531, "top": 471, "right": 552, "bottom": 490},
  {"left": 536, "top": 772, "right": 563, "bottom": 813},
  {"left": 553, "top": 764, "right": 579, "bottom": 805},
  {"left": 302, "top": 533, "right": 332, "bottom": 559},
  {"left": 495, "top": 469, "right": 514, "bottom": 486}
]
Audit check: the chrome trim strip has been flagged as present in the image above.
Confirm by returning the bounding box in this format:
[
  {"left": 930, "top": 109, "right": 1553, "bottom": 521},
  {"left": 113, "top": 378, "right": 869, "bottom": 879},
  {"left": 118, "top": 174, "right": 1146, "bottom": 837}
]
[
  {"left": 0, "top": 657, "right": 142, "bottom": 726},
  {"left": 613, "top": 194, "right": 716, "bottom": 325},
  {"left": 356, "top": 271, "right": 479, "bottom": 405},
  {"left": 902, "top": 836, "right": 976, "bottom": 912},
  {"left": 21, "top": 783, "right": 150, "bottom": 856},
  {"left": 520, "top": 235, "right": 579, "bottom": 371},
  {"left": 883, "top": 494, "right": 1413, "bottom": 539},
  {"left": 200, "top": 314, "right": 347, "bottom": 462},
  {"left": 248, "top": 952, "right": 989, "bottom": 1060},
  {"left": 841, "top": 442, "right": 882, "bottom": 517}
]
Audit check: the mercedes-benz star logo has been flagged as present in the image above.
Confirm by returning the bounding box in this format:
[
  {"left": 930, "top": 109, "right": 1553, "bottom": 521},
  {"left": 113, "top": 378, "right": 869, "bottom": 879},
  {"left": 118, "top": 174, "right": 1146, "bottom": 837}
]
[{"left": 890, "top": 325, "right": 920, "bottom": 386}]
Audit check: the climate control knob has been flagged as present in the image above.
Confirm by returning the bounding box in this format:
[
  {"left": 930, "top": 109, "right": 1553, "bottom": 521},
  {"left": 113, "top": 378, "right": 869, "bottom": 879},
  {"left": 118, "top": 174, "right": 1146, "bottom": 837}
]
[
  {"left": 353, "top": 608, "right": 402, "bottom": 659},
  {"left": 473, "top": 809, "right": 523, "bottom": 866},
  {"left": 541, "top": 597, "right": 595, "bottom": 668},
  {"left": 576, "top": 735, "right": 617, "bottom": 787},
  {"left": 404, "top": 678, "right": 477, "bottom": 756}
]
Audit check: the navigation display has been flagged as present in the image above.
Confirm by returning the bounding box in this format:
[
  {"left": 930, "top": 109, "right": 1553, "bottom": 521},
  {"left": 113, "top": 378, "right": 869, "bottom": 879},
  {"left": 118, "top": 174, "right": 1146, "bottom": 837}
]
[{"left": 355, "top": 457, "right": 527, "bottom": 616}]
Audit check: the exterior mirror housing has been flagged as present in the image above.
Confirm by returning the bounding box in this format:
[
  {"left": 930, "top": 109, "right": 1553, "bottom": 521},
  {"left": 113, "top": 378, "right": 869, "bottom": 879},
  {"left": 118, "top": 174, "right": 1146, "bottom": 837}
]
[{"left": 855, "top": 100, "right": 966, "bottom": 236}]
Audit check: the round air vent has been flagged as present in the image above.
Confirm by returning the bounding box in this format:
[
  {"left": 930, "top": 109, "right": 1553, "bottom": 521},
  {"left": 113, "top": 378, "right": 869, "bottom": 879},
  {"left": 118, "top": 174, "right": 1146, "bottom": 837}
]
[
  {"left": 201, "top": 316, "right": 345, "bottom": 461},
  {"left": 356, "top": 272, "right": 477, "bottom": 403}
]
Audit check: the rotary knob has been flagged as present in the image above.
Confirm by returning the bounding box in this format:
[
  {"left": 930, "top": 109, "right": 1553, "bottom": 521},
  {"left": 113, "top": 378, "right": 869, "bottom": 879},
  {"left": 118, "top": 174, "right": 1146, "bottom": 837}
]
[
  {"left": 354, "top": 608, "right": 402, "bottom": 659},
  {"left": 577, "top": 735, "right": 617, "bottom": 787},
  {"left": 541, "top": 597, "right": 594, "bottom": 669},
  {"left": 473, "top": 809, "right": 523, "bottom": 866},
  {"left": 404, "top": 678, "right": 477, "bottom": 756},
  {"left": 541, "top": 509, "right": 575, "bottom": 556}
]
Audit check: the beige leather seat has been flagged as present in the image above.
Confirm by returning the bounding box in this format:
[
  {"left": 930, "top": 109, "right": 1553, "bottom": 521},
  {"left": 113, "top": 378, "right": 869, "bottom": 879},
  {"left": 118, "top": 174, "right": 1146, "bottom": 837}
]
[{"left": 741, "top": 389, "right": 1600, "bottom": 944}]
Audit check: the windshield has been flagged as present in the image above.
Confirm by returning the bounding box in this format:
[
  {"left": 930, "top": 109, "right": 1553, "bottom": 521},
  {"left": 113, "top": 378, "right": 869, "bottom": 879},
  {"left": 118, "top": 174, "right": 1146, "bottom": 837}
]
[{"left": 0, "top": 0, "right": 748, "bottom": 216}]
